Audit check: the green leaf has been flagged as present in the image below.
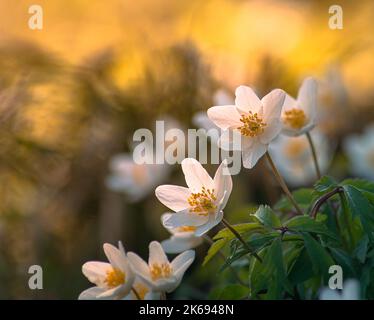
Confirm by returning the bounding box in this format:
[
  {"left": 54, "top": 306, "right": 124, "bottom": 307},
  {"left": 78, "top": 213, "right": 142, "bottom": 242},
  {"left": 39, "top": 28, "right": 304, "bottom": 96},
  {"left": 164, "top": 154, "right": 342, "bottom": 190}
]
[
  {"left": 354, "top": 235, "right": 369, "bottom": 263},
  {"left": 274, "top": 188, "right": 315, "bottom": 211},
  {"left": 343, "top": 185, "right": 374, "bottom": 240},
  {"left": 215, "top": 284, "right": 249, "bottom": 299},
  {"left": 220, "top": 233, "right": 278, "bottom": 271},
  {"left": 288, "top": 247, "right": 315, "bottom": 284},
  {"left": 253, "top": 205, "right": 281, "bottom": 228},
  {"left": 314, "top": 176, "right": 338, "bottom": 193},
  {"left": 342, "top": 178, "right": 374, "bottom": 193},
  {"left": 213, "top": 222, "right": 263, "bottom": 241},
  {"left": 285, "top": 215, "right": 337, "bottom": 239},
  {"left": 343, "top": 179, "right": 374, "bottom": 206},
  {"left": 329, "top": 247, "right": 357, "bottom": 277},
  {"left": 302, "top": 233, "right": 334, "bottom": 281},
  {"left": 203, "top": 238, "right": 226, "bottom": 266}
]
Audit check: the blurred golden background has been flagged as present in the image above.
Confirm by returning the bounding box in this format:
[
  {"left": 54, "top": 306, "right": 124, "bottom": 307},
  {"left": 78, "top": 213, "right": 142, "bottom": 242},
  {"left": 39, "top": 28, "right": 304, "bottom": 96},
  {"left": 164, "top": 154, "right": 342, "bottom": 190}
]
[{"left": 0, "top": 0, "right": 373, "bottom": 299}]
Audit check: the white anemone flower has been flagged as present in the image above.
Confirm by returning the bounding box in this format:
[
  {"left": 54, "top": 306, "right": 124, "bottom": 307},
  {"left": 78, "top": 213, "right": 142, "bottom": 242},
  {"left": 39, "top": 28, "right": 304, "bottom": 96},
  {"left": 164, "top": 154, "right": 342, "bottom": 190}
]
[
  {"left": 319, "top": 279, "right": 360, "bottom": 300},
  {"left": 155, "top": 158, "right": 232, "bottom": 236},
  {"left": 207, "top": 86, "right": 286, "bottom": 168},
  {"left": 79, "top": 241, "right": 135, "bottom": 300},
  {"left": 269, "top": 130, "right": 332, "bottom": 186},
  {"left": 127, "top": 241, "right": 195, "bottom": 293},
  {"left": 106, "top": 153, "right": 169, "bottom": 202},
  {"left": 124, "top": 277, "right": 160, "bottom": 300},
  {"left": 160, "top": 213, "right": 204, "bottom": 254},
  {"left": 281, "top": 77, "right": 318, "bottom": 136},
  {"left": 344, "top": 125, "right": 374, "bottom": 180}
]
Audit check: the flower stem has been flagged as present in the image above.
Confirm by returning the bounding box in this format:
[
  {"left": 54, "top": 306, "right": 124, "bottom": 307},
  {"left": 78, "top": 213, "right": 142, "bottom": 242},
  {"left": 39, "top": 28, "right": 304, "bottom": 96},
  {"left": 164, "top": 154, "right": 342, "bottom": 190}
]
[
  {"left": 160, "top": 292, "right": 166, "bottom": 300},
  {"left": 131, "top": 287, "right": 141, "bottom": 300},
  {"left": 203, "top": 235, "right": 246, "bottom": 286},
  {"left": 306, "top": 132, "right": 321, "bottom": 180},
  {"left": 310, "top": 186, "right": 343, "bottom": 219},
  {"left": 265, "top": 152, "right": 303, "bottom": 215},
  {"left": 221, "top": 218, "right": 262, "bottom": 263}
]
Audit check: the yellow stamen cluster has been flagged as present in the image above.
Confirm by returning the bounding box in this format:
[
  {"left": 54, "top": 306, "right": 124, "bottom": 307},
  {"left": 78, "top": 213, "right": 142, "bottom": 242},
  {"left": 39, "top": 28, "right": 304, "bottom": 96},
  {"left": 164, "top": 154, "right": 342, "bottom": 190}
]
[
  {"left": 237, "top": 112, "right": 266, "bottom": 137},
  {"left": 105, "top": 268, "right": 126, "bottom": 288},
  {"left": 283, "top": 108, "right": 307, "bottom": 129},
  {"left": 177, "top": 226, "right": 196, "bottom": 232},
  {"left": 150, "top": 263, "right": 172, "bottom": 281},
  {"left": 187, "top": 187, "right": 217, "bottom": 215},
  {"left": 134, "top": 282, "right": 149, "bottom": 300}
]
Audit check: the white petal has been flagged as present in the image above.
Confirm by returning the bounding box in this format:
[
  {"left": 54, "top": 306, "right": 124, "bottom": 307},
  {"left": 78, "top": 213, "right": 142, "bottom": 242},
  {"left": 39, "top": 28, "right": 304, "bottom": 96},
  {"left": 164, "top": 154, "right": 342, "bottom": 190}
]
[
  {"left": 213, "top": 161, "right": 232, "bottom": 209},
  {"left": 261, "top": 89, "right": 285, "bottom": 123},
  {"left": 161, "top": 236, "right": 203, "bottom": 254},
  {"left": 148, "top": 241, "right": 169, "bottom": 266},
  {"left": 260, "top": 119, "right": 282, "bottom": 144},
  {"left": 171, "top": 250, "right": 195, "bottom": 273},
  {"left": 103, "top": 243, "right": 128, "bottom": 272},
  {"left": 82, "top": 261, "right": 111, "bottom": 286},
  {"left": 155, "top": 185, "right": 190, "bottom": 212},
  {"left": 78, "top": 287, "right": 106, "bottom": 300},
  {"left": 194, "top": 210, "right": 223, "bottom": 236},
  {"left": 297, "top": 77, "right": 317, "bottom": 121},
  {"left": 161, "top": 213, "right": 173, "bottom": 232},
  {"left": 242, "top": 140, "right": 268, "bottom": 169},
  {"left": 181, "top": 158, "right": 214, "bottom": 192},
  {"left": 97, "top": 284, "right": 131, "bottom": 300},
  {"left": 282, "top": 93, "right": 298, "bottom": 112},
  {"left": 235, "top": 86, "right": 262, "bottom": 114},
  {"left": 207, "top": 105, "right": 242, "bottom": 130},
  {"left": 127, "top": 252, "right": 152, "bottom": 285},
  {"left": 163, "top": 209, "right": 209, "bottom": 228},
  {"left": 218, "top": 130, "right": 242, "bottom": 151}
]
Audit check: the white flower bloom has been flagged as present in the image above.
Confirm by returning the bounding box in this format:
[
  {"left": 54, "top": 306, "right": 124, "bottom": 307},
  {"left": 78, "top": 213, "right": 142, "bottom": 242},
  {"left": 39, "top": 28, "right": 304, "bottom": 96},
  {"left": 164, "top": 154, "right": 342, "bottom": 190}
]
[
  {"left": 123, "top": 277, "right": 160, "bottom": 300},
  {"left": 127, "top": 241, "right": 195, "bottom": 293},
  {"left": 156, "top": 158, "right": 232, "bottom": 236},
  {"left": 160, "top": 213, "right": 204, "bottom": 254},
  {"left": 106, "top": 153, "right": 169, "bottom": 202},
  {"left": 319, "top": 279, "right": 360, "bottom": 300},
  {"left": 207, "top": 86, "right": 285, "bottom": 168},
  {"left": 79, "top": 241, "right": 135, "bottom": 300},
  {"left": 281, "top": 77, "right": 318, "bottom": 136},
  {"left": 269, "top": 130, "right": 332, "bottom": 186},
  {"left": 344, "top": 125, "right": 374, "bottom": 180}
]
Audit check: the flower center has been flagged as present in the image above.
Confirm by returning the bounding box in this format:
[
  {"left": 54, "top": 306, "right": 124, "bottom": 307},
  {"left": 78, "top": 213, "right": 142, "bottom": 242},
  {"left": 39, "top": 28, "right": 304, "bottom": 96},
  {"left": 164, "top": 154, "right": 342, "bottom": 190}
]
[
  {"left": 150, "top": 263, "right": 172, "bottom": 281},
  {"left": 105, "top": 268, "right": 126, "bottom": 288},
  {"left": 237, "top": 112, "right": 266, "bottom": 137},
  {"left": 187, "top": 187, "right": 217, "bottom": 215},
  {"left": 133, "top": 282, "right": 149, "bottom": 300},
  {"left": 176, "top": 226, "right": 197, "bottom": 232},
  {"left": 283, "top": 108, "right": 307, "bottom": 129}
]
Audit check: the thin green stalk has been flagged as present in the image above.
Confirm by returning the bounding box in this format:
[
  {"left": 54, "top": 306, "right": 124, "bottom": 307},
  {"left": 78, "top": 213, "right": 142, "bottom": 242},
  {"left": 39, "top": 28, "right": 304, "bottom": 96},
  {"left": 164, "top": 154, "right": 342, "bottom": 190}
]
[
  {"left": 221, "top": 218, "right": 262, "bottom": 263},
  {"left": 265, "top": 152, "right": 303, "bottom": 215},
  {"left": 203, "top": 235, "right": 246, "bottom": 286},
  {"left": 306, "top": 132, "right": 321, "bottom": 180}
]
